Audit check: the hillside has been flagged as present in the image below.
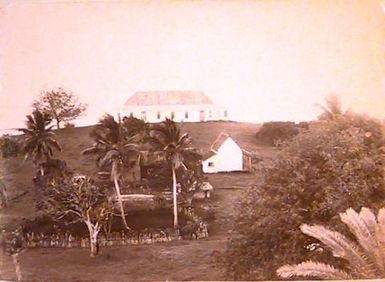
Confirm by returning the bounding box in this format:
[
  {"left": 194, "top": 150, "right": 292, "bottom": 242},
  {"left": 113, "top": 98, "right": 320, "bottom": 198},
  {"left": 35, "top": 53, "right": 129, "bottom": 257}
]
[{"left": 0, "top": 121, "right": 265, "bottom": 229}]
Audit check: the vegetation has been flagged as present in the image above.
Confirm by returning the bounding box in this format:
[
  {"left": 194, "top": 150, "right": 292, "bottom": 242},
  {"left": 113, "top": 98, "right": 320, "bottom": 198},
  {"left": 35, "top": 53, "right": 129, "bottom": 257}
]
[
  {"left": 33, "top": 88, "right": 87, "bottom": 129},
  {"left": 42, "top": 175, "right": 112, "bottom": 257},
  {"left": 148, "top": 118, "right": 194, "bottom": 228},
  {"left": 255, "top": 121, "right": 308, "bottom": 146},
  {"left": 223, "top": 107, "right": 385, "bottom": 280},
  {"left": 18, "top": 110, "right": 62, "bottom": 164},
  {"left": 278, "top": 207, "right": 385, "bottom": 280},
  {"left": 0, "top": 227, "right": 25, "bottom": 281},
  {"left": 0, "top": 135, "right": 20, "bottom": 159},
  {"left": 82, "top": 114, "right": 142, "bottom": 230}
]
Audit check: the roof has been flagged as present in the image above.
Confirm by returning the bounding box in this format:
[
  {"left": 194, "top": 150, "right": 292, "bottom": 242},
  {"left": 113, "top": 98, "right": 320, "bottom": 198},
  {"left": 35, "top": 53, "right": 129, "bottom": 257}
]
[
  {"left": 203, "top": 132, "right": 237, "bottom": 160},
  {"left": 124, "top": 91, "right": 213, "bottom": 106},
  {"left": 202, "top": 151, "right": 216, "bottom": 160},
  {"left": 211, "top": 132, "right": 230, "bottom": 153}
]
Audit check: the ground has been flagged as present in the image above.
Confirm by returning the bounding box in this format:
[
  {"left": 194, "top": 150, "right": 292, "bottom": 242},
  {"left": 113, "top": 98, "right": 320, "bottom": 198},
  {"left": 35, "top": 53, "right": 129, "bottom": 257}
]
[{"left": 0, "top": 121, "right": 275, "bottom": 281}]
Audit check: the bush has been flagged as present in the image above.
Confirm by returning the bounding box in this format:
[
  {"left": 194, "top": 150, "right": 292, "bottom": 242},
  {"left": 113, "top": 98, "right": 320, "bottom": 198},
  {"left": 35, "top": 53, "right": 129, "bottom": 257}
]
[
  {"left": 63, "top": 122, "right": 75, "bottom": 129},
  {"left": 0, "top": 135, "right": 20, "bottom": 158},
  {"left": 256, "top": 121, "right": 307, "bottom": 146},
  {"left": 223, "top": 113, "right": 385, "bottom": 280}
]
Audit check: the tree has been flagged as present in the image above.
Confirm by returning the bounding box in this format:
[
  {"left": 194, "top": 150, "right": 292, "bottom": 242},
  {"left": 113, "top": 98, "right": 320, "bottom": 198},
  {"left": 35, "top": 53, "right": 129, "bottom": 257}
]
[
  {"left": 316, "top": 94, "right": 344, "bottom": 120},
  {"left": 222, "top": 111, "right": 385, "bottom": 280},
  {"left": 278, "top": 207, "right": 385, "bottom": 280},
  {"left": 1, "top": 227, "right": 25, "bottom": 281},
  {"left": 18, "top": 110, "right": 62, "bottom": 164},
  {"left": 33, "top": 88, "right": 87, "bottom": 129},
  {"left": 42, "top": 175, "right": 112, "bottom": 257},
  {"left": 148, "top": 118, "right": 193, "bottom": 228},
  {"left": 82, "top": 114, "right": 139, "bottom": 230}
]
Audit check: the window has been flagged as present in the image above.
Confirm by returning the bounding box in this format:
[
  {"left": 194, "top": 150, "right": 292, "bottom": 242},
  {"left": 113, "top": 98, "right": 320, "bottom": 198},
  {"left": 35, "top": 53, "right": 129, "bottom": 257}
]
[
  {"left": 141, "top": 111, "right": 146, "bottom": 121},
  {"left": 208, "top": 162, "right": 214, "bottom": 167},
  {"left": 171, "top": 112, "right": 175, "bottom": 119},
  {"left": 185, "top": 111, "right": 189, "bottom": 119},
  {"left": 157, "top": 111, "right": 161, "bottom": 120}
]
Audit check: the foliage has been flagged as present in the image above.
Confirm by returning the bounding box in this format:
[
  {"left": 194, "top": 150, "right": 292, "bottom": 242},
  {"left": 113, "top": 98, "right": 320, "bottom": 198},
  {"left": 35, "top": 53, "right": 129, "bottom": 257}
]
[
  {"left": 18, "top": 110, "right": 62, "bottom": 163},
  {"left": 82, "top": 114, "right": 142, "bottom": 230},
  {"left": 0, "top": 135, "right": 20, "bottom": 158},
  {"left": 122, "top": 115, "right": 148, "bottom": 140},
  {"left": 255, "top": 121, "right": 308, "bottom": 146},
  {"left": 223, "top": 112, "right": 385, "bottom": 280},
  {"left": 42, "top": 175, "right": 112, "bottom": 257},
  {"left": 277, "top": 207, "right": 385, "bottom": 280},
  {"left": 33, "top": 88, "right": 87, "bottom": 129},
  {"left": 317, "top": 94, "right": 344, "bottom": 121},
  {"left": 147, "top": 118, "right": 195, "bottom": 227}
]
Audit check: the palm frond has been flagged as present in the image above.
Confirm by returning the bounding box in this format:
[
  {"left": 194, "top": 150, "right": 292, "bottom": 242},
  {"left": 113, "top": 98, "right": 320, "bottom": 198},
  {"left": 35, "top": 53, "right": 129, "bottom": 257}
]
[
  {"left": 277, "top": 261, "right": 352, "bottom": 280},
  {"left": 300, "top": 224, "right": 374, "bottom": 276},
  {"left": 340, "top": 208, "right": 383, "bottom": 270}
]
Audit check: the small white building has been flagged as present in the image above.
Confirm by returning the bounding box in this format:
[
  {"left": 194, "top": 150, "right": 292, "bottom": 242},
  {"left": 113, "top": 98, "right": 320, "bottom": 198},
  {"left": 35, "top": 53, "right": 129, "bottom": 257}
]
[
  {"left": 202, "top": 133, "right": 245, "bottom": 173},
  {"left": 121, "top": 91, "right": 228, "bottom": 123}
]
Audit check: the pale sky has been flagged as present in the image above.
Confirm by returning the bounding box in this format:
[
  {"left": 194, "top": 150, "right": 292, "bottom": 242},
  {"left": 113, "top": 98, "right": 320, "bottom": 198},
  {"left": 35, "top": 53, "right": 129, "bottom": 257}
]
[{"left": 1, "top": 0, "right": 384, "bottom": 132}]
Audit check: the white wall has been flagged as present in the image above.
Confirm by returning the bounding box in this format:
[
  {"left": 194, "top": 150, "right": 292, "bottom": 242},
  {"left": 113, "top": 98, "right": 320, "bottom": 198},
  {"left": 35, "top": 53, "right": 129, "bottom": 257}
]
[
  {"left": 202, "top": 137, "right": 243, "bottom": 173},
  {"left": 120, "top": 105, "right": 228, "bottom": 123}
]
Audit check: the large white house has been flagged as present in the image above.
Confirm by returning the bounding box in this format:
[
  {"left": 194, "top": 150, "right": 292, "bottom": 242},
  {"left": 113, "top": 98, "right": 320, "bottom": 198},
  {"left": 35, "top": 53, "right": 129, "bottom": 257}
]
[
  {"left": 121, "top": 91, "right": 228, "bottom": 123},
  {"left": 202, "top": 133, "right": 246, "bottom": 173}
]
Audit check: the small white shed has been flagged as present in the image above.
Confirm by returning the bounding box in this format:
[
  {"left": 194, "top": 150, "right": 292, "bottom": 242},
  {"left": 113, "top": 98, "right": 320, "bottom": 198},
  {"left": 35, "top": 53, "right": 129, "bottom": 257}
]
[{"left": 202, "top": 133, "right": 244, "bottom": 173}]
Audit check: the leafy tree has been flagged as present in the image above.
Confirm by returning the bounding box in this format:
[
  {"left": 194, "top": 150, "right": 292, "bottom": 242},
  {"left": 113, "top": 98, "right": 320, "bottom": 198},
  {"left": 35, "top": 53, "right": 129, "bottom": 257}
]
[
  {"left": 42, "top": 176, "right": 112, "bottom": 257},
  {"left": 33, "top": 88, "right": 87, "bottom": 129},
  {"left": 18, "top": 110, "right": 61, "bottom": 164},
  {"left": 147, "top": 118, "right": 193, "bottom": 228},
  {"left": 223, "top": 112, "right": 385, "bottom": 280},
  {"left": 82, "top": 114, "right": 139, "bottom": 230},
  {"left": 278, "top": 207, "right": 385, "bottom": 280}
]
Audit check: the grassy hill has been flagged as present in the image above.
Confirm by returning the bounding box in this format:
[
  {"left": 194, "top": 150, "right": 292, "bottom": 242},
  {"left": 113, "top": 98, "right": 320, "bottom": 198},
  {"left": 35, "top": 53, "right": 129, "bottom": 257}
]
[{"left": 0, "top": 121, "right": 265, "bottom": 229}]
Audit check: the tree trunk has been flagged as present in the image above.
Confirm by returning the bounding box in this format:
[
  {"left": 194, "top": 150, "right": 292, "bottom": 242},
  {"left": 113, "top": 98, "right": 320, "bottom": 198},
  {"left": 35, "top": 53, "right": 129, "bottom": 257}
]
[
  {"left": 114, "top": 177, "right": 130, "bottom": 230},
  {"left": 87, "top": 222, "right": 100, "bottom": 258},
  {"left": 56, "top": 119, "right": 61, "bottom": 130},
  {"left": 172, "top": 166, "right": 178, "bottom": 228},
  {"left": 12, "top": 253, "right": 22, "bottom": 281}
]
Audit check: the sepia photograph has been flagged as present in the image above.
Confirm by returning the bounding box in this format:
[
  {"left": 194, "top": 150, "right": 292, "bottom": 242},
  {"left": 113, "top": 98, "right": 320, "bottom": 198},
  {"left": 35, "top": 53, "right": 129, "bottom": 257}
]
[{"left": 1, "top": 0, "right": 385, "bottom": 281}]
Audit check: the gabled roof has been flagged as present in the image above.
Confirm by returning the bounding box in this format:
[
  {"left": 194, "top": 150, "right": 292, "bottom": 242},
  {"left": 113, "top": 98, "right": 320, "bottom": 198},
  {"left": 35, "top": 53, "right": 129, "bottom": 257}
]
[
  {"left": 211, "top": 132, "right": 230, "bottom": 153},
  {"left": 203, "top": 132, "right": 239, "bottom": 161},
  {"left": 202, "top": 150, "right": 216, "bottom": 161},
  {"left": 124, "top": 91, "right": 213, "bottom": 106}
]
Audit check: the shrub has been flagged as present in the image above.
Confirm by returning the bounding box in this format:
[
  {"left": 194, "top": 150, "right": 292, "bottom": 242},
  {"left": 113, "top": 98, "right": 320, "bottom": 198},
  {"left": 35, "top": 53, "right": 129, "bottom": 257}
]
[
  {"left": 0, "top": 135, "right": 20, "bottom": 158},
  {"left": 223, "top": 113, "right": 385, "bottom": 280},
  {"left": 255, "top": 121, "right": 305, "bottom": 146}
]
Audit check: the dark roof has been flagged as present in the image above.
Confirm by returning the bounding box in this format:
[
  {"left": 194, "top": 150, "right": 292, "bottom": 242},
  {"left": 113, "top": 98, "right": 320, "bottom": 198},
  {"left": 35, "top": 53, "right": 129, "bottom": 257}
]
[
  {"left": 211, "top": 132, "right": 230, "bottom": 152},
  {"left": 202, "top": 151, "right": 216, "bottom": 161},
  {"left": 124, "top": 91, "right": 213, "bottom": 106}
]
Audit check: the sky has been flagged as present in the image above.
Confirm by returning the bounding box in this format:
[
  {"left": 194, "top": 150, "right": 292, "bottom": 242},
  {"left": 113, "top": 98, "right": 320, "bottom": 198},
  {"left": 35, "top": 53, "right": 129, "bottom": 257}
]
[{"left": 0, "top": 0, "right": 384, "bottom": 132}]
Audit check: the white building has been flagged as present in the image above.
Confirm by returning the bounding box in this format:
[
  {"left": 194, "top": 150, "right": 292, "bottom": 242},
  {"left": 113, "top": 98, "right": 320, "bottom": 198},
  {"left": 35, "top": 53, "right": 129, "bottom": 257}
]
[
  {"left": 121, "top": 91, "right": 228, "bottom": 123},
  {"left": 202, "top": 133, "right": 245, "bottom": 173}
]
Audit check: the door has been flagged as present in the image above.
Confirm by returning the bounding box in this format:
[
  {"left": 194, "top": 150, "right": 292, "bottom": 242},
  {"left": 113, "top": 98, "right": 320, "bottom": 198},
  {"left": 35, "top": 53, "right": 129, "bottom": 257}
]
[{"left": 199, "top": 110, "right": 205, "bottom": 122}]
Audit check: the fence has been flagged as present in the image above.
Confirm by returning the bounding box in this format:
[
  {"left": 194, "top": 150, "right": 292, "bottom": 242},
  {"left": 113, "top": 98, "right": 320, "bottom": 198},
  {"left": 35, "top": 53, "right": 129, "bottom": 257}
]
[{"left": 23, "top": 206, "right": 209, "bottom": 249}]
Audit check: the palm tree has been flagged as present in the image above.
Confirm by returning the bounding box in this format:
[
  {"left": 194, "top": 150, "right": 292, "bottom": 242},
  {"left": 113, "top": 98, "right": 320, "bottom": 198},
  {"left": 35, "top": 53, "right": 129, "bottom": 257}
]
[
  {"left": 82, "top": 114, "right": 139, "bottom": 230},
  {"left": 277, "top": 207, "right": 385, "bottom": 280},
  {"left": 18, "top": 110, "right": 61, "bottom": 164},
  {"left": 316, "top": 94, "right": 344, "bottom": 121},
  {"left": 148, "top": 118, "right": 193, "bottom": 228}
]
